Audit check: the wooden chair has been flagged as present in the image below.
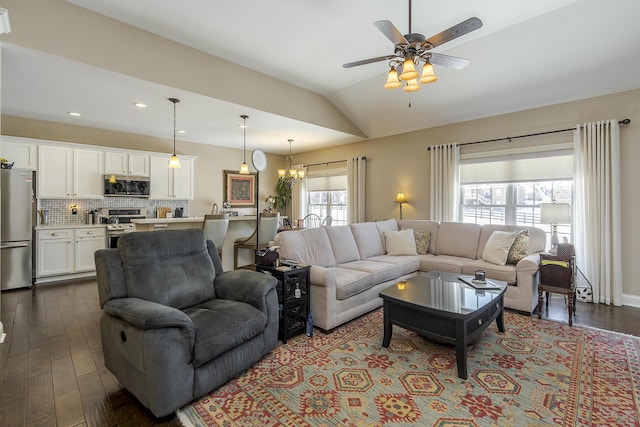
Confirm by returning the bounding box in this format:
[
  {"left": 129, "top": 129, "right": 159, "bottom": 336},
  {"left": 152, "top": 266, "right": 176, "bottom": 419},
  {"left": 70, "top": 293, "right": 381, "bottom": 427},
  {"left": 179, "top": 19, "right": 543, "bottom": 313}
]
[
  {"left": 538, "top": 243, "right": 576, "bottom": 325},
  {"left": 202, "top": 213, "right": 230, "bottom": 259},
  {"left": 321, "top": 215, "right": 333, "bottom": 226},
  {"left": 302, "top": 213, "right": 322, "bottom": 228},
  {"left": 233, "top": 213, "right": 280, "bottom": 269}
]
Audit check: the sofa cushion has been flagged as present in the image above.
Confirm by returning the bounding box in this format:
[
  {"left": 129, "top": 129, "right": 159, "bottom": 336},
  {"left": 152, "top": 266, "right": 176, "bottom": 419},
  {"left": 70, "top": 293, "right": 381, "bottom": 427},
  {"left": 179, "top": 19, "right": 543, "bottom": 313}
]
[
  {"left": 368, "top": 255, "right": 420, "bottom": 276},
  {"left": 118, "top": 229, "right": 216, "bottom": 310},
  {"left": 406, "top": 229, "right": 431, "bottom": 255},
  {"left": 420, "top": 255, "right": 468, "bottom": 273},
  {"left": 435, "top": 222, "right": 481, "bottom": 259},
  {"left": 507, "top": 229, "right": 530, "bottom": 264},
  {"left": 482, "top": 231, "right": 519, "bottom": 266},
  {"left": 274, "top": 227, "right": 336, "bottom": 267},
  {"left": 184, "top": 299, "right": 266, "bottom": 367},
  {"left": 331, "top": 267, "right": 374, "bottom": 300},
  {"left": 461, "top": 260, "right": 517, "bottom": 284},
  {"left": 384, "top": 229, "right": 418, "bottom": 255},
  {"left": 375, "top": 219, "right": 399, "bottom": 251},
  {"left": 351, "top": 222, "right": 386, "bottom": 259},
  {"left": 337, "top": 260, "right": 400, "bottom": 285},
  {"left": 324, "top": 225, "right": 361, "bottom": 264}
]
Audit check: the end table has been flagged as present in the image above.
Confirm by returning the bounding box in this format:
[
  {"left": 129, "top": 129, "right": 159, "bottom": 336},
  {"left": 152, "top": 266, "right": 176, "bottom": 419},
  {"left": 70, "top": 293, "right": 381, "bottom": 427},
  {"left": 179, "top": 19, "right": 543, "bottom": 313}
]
[{"left": 256, "top": 264, "right": 311, "bottom": 343}]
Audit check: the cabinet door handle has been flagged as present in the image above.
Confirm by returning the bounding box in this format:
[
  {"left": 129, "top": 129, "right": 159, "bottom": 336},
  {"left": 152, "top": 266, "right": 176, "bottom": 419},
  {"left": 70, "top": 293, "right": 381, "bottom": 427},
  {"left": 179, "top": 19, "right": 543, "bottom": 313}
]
[
  {"left": 87, "top": 231, "right": 94, "bottom": 235},
  {"left": 51, "top": 233, "right": 58, "bottom": 236}
]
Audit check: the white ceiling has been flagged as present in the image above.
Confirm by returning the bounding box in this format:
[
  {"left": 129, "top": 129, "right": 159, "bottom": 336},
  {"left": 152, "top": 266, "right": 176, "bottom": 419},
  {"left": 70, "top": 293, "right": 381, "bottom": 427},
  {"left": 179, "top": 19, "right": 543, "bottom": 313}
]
[{"left": 2, "top": 0, "right": 640, "bottom": 155}]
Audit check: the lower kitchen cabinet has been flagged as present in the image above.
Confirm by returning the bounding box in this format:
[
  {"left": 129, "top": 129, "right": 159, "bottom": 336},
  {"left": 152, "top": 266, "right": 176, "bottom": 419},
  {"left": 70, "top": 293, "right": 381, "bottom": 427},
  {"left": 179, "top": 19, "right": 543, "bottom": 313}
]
[{"left": 36, "top": 227, "right": 106, "bottom": 283}]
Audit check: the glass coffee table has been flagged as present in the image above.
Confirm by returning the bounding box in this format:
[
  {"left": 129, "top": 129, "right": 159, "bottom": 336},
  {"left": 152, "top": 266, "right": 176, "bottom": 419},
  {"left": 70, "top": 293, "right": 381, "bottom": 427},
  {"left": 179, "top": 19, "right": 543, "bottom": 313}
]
[{"left": 379, "top": 271, "right": 507, "bottom": 379}]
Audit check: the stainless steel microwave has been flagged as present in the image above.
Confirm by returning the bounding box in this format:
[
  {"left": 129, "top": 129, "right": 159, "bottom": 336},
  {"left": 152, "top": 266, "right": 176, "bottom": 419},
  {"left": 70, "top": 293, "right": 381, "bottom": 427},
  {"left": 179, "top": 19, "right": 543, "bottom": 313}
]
[{"left": 104, "top": 176, "right": 150, "bottom": 197}]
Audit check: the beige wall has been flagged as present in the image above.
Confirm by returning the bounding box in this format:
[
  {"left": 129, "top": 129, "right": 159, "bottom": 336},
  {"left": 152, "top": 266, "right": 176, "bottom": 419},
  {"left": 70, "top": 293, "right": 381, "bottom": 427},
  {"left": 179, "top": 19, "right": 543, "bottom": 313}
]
[{"left": 291, "top": 89, "right": 640, "bottom": 300}]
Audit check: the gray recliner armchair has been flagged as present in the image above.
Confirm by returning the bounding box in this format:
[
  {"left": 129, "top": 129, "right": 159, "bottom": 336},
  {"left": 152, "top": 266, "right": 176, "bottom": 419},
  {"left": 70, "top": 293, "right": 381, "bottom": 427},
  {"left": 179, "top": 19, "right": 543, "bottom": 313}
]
[{"left": 94, "top": 228, "right": 278, "bottom": 417}]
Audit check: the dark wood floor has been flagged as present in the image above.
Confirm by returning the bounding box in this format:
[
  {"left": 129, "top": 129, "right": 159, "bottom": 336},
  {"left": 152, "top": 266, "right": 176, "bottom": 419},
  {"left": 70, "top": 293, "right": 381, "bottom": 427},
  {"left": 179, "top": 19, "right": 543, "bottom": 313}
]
[{"left": 1, "top": 279, "right": 640, "bottom": 426}]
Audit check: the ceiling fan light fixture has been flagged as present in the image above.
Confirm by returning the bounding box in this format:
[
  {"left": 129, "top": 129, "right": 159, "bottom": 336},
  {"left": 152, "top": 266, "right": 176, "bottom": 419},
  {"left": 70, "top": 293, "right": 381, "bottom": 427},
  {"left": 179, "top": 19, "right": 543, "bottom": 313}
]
[
  {"left": 384, "top": 67, "right": 402, "bottom": 89},
  {"left": 403, "top": 79, "right": 421, "bottom": 92},
  {"left": 419, "top": 61, "right": 438, "bottom": 84},
  {"left": 399, "top": 57, "right": 418, "bottom": 81}
]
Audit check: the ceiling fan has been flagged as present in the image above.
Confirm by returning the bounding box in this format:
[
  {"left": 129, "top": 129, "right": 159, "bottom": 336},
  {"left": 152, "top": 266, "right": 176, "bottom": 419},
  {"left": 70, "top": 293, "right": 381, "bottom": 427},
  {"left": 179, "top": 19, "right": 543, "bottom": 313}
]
[{"left": 343, "top": 0, "right": 482, "bottom": 92}]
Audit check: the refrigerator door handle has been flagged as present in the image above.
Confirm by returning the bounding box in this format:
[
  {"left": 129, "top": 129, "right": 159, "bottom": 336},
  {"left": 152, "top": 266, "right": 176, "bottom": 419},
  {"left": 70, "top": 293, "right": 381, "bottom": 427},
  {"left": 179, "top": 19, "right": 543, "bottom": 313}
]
[{"left": 0, "top": 242, "right": 30, "bottom": 249}]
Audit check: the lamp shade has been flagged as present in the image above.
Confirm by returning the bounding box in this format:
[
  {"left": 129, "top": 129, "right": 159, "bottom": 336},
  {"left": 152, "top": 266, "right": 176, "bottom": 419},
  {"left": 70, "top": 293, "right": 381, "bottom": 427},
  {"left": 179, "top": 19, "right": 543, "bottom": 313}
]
[
  {"left": 399, "top": 58, "right": 418, "bottom": 81},
  {"left": 384, "top": 68, "right": 402, "bottom": 89},
  {"left": 394, "top": 192, "right": 407, "bottom": 204},
  {"left": 419, "top": 62, "right": 438, "bottom": 84},
  {"left": 540, "top": 203, "right": 571, "bottom": 224},
  {"left": 403, "top": 79, "right": 421, "bottom": 92}
]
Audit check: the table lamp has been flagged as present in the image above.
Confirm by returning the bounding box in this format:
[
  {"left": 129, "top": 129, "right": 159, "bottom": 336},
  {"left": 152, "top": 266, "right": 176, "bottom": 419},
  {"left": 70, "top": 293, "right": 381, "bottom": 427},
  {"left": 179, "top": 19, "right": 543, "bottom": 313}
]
[
  {"left": 540, "top": 202, "right": 571, "bottom": 253},
  {"left": 394, "top": 192, "right": 407, "bottom": 219}
]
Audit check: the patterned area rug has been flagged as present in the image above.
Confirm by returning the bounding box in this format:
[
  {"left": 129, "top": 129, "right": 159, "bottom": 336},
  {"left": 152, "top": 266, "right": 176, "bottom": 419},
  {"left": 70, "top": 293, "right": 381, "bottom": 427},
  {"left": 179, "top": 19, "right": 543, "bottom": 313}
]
[{"left": 177, "top": 309, "right": 640, "bottom": 426}]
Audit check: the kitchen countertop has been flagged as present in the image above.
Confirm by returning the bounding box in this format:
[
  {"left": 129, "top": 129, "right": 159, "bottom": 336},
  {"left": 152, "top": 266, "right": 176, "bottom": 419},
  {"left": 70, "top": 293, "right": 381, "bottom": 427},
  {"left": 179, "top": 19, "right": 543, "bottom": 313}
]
[{"left": 131, "top": 216, "right": 261, "bottom": 224}]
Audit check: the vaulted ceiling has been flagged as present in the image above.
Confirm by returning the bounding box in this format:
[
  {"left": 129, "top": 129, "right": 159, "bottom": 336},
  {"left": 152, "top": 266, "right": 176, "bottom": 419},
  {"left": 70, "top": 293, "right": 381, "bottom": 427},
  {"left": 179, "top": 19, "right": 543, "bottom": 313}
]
[{"left": 2, "top": 0, "right": 640, "bottom": 154}]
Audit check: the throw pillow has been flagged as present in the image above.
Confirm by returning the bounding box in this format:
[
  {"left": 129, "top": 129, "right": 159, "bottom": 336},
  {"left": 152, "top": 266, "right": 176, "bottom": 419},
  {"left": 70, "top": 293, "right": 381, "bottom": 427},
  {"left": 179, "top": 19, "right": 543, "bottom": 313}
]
[
  {"left": 384, "top": 229, "right": 418, "bottom": 256},
  {"left": 482, "top": 230, "right": 519, "bottom": 266},
  {"left": 507, "top": 229, "right": 530, "bottom": 264},
  {"left": 403, "top": 227, "right": 431, "bottom": 255}
]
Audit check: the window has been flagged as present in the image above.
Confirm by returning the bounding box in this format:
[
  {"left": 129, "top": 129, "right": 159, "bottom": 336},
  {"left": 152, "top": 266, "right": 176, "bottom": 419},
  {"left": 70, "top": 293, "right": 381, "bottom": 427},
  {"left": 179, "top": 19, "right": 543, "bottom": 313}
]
[
  {"left": 458, "top": 143, "right": 574, "bottom": 249},
  {"left": 305, "top": 172, "right": 348, "bottom": 226}
]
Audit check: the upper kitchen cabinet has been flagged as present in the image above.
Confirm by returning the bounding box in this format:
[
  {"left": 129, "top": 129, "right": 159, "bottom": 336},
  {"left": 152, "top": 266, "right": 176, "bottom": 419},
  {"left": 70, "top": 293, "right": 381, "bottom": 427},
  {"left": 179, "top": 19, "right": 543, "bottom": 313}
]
[
  {"left": 150, "top": 156, "right": 194, "bottom": 200},
  {"left": 1, "top": 136, "right": 38, "bottom": 169},
  {"left": 38, "top": 146, "right": 104, "bottom": 198},
  {"left": 105, "top": 151, "right": 150, "bottom": 177}
]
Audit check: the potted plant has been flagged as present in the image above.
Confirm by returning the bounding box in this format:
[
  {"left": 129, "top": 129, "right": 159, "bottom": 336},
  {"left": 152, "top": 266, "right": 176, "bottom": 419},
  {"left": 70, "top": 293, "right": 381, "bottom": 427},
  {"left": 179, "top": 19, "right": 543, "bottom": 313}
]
[{"left": 274, "top": 178, "right": 292, "bottom": 214}]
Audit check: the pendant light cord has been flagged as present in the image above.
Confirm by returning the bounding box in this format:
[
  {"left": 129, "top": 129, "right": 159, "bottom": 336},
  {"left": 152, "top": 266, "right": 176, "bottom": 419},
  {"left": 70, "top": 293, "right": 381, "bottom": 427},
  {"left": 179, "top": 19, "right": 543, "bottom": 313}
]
[
  {"left": 241, "top": 114, "right": 249, "bottom": 162},
  {"left": 173, "top": 100, "right": 176, "bottom": 155}
]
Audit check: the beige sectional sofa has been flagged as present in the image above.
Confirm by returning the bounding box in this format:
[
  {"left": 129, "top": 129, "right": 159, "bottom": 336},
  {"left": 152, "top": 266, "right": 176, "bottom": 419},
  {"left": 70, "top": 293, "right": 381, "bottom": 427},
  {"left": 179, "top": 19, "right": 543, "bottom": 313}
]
[{"left": 274, "top": 219, "right": 546, "bottom": 331}]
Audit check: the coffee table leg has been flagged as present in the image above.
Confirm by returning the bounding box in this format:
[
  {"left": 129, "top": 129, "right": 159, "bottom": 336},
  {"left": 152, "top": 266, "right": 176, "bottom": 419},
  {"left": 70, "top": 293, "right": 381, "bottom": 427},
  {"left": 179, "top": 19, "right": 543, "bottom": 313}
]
[
  {"left": 496, "top": 301, "right": 506, "bottom": 333},
  {"left": 455, "top": 334, "right": 468, "bottom": 379},
  {"left": 382, "top": 301, "right": 392, "bottom": 347}
]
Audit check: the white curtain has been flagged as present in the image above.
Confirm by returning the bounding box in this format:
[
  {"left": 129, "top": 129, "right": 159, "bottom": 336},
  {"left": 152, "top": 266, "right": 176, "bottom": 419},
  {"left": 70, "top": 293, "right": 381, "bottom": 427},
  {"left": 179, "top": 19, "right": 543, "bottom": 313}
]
[
  {"left": 291, "top": 164, "right": 306, "bottom": 225},
  {"left": 348, "top": 156, "right": 366, "bottom": 223},
  {"left": 574, "top": 120, "right": 622, "bottom": 305},
  {"left": 430, "top": 143, "right": 459, "bottom": 221}
]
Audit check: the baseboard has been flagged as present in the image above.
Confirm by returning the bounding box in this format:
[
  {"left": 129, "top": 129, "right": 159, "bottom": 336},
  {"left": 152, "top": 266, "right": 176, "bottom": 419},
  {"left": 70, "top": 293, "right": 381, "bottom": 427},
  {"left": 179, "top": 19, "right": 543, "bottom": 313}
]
[
  {"left": 0, "top": 321, "right": 5, "bottom": 344},
  {"left": 623, "top": 293, "right": 640, "bottom": 308}
]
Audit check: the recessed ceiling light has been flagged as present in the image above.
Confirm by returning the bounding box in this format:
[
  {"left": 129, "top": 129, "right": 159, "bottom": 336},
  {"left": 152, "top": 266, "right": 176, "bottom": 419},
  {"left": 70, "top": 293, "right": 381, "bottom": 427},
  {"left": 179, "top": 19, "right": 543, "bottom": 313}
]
[
  {"left": 67, "top": 111, "right": 81, "bottom": 117},
  {"left": 133, "top": 102, "right": 147, "bottom": 108},
  {"left": 177, "top": 130, "right": 186, "bottom": 134}
]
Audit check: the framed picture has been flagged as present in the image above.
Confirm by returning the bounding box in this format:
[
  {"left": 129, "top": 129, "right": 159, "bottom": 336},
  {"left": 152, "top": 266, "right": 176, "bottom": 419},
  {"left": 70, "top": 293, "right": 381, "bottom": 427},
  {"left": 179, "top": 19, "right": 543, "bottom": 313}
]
[{"left": 223, "top": 170, "right": 256, "bottom": 207}]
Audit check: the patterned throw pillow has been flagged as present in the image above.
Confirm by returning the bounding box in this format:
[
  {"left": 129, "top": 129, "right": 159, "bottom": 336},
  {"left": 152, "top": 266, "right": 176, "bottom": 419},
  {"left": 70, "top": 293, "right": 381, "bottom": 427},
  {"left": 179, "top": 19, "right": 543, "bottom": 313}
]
[
  {"left": 401, "top": 227, "right": 431, "bottom": 255},
  {"left": 507, "top": 229, "right": 530, "bottom": 264}
]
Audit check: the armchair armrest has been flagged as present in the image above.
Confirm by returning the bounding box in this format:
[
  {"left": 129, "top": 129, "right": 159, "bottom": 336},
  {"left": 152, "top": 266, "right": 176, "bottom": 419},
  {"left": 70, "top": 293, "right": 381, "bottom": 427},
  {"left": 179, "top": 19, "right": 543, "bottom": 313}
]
[
  {"left": 215, "top": 270, "right": 277, "bottom": 313},
  {"left": 516, "top": 252, "right": 542, "bottom": 273},
  {"left": 104, "top": 297, "right": 194, "bottom": 330}
]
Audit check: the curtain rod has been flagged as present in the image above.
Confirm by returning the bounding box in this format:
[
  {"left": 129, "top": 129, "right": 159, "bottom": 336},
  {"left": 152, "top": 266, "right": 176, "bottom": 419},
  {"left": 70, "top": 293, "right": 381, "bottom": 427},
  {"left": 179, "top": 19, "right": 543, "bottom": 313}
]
[
  {"left": 427, "top": 118, "right": 631, "bottom": 150},
  {"left": 305, "top": 157, "right": 365, "bottom": 168}
]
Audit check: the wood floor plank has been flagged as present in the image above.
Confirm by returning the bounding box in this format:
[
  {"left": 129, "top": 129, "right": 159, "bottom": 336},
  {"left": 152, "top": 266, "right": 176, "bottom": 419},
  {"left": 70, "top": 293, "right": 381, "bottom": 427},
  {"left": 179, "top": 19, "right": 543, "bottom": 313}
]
[
  {"left": 27, "top": 340, "right": 51, "bottom": 378},
  {"left": 55, "top": 389, "right": 85, "bottom": 427},
  {"left": 77, "top": 372, "right": 119, "bottom": 427},
  {"left": 0, "top": 398, "right": 27, "bottom": 427},
  {"left": 73, "top": 351, "right": 98, "bottom": 377},
  {"left": 52, "top": 357, "right": 78, "bottom": 397},
  {"left": 25, "top": 372, "right": 55, "bottom": 424}
]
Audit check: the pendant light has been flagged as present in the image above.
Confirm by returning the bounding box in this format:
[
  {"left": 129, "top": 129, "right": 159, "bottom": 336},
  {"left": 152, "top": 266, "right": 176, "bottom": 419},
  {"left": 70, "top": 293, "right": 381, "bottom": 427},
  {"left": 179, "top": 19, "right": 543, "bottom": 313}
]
[
  {"left": 239, "top": 114, "right": 250, "bottom": 174},
  {"left": 168, "top": 97, "right": 181, "bottom": 169}
]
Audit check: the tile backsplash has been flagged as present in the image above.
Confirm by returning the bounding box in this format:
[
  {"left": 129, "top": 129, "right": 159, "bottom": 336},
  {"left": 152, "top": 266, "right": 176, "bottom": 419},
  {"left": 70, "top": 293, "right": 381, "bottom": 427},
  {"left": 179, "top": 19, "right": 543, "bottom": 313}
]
[{"left": 38, "top": 198, "right": 188, "bottom": 226}]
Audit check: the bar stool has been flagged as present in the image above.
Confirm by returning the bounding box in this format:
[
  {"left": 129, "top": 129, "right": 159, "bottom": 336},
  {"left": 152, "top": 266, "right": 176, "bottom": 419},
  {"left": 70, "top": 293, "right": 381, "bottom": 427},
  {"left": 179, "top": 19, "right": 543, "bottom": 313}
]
[
  {"left": 202, "top": 213, "right": 230, "bottom": 259},
  {"left": 234, "top": 213, "right": 280, "bottom": 269}
]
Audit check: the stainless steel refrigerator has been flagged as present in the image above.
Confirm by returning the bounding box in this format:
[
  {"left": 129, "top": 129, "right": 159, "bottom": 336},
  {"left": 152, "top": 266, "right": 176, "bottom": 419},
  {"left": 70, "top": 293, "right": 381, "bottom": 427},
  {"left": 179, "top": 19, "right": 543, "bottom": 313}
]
[{"left": 1, "top": 168, "right": 34, "bottom": 290}]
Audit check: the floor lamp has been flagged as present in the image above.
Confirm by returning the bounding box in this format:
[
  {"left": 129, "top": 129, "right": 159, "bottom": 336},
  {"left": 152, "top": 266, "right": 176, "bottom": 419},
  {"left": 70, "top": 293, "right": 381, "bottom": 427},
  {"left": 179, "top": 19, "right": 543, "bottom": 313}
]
[
  {"left": 252, "top": 149, "right": 267, "bottom": 255},
  {"left": 540, "top": 202, "right": 571, "bottom": 254},
  {"left": 395, "top": 192, "right": 407, "bottom": 220}
]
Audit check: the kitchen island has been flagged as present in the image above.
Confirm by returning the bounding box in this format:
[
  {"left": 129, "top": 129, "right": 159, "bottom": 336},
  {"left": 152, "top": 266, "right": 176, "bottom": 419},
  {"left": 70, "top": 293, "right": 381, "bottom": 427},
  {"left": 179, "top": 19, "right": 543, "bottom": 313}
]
[{"left": 131, "top": 216, "right": 260, "bottom": 271}]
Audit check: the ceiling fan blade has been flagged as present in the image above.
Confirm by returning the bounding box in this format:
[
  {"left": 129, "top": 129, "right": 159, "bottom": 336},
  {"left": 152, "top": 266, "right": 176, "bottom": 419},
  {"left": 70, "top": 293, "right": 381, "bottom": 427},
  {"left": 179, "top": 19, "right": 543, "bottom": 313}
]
[
  {"left": 343, "top": 55, "right": 396, "bottom": 69},
  {"left": 374, "top": 20, "right": 409, "bottom": 46},
  {"left": 425, "top": 17, "right": 482, "bottom": 48},
  {"left": 429, "top": 52, "right": 470, "bottom": 70}
]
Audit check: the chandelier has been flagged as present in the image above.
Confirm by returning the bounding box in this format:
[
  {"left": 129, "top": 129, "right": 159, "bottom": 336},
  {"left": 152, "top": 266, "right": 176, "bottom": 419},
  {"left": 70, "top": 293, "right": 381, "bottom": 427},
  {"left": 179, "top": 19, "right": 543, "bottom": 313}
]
[{"left": 278, "top": 139, "right": 305, "bottom": 187}]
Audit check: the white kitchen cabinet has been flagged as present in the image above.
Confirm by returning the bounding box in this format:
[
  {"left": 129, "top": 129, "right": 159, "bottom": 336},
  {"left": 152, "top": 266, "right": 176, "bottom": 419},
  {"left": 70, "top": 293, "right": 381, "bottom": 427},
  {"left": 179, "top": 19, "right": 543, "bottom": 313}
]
[
  {"left": 1, "top": 137, "right": 38, "bottom": 169},
  {"left": 105, "top": 151, "right": 150, "bottom": 177},
  {"left": 74, "top": 149, "right": 104, "bottom": 198},
  {"left": 36, "top": 229, "right": 74, "bottom": 277},
  {"left": 38, "top": 146, "right": 103, "bottom": 198},
  {"left": 36, "top": 227, "right": 106, "bottom": 281},
  {"left": 38, "top": 146, "right": 73, "bottom": 198},
  {"left": 150, "top": 156, "right": 194, "bottom": 200},
  {"left": 75, "top": 228, "right": 107, "bottom": 272}
]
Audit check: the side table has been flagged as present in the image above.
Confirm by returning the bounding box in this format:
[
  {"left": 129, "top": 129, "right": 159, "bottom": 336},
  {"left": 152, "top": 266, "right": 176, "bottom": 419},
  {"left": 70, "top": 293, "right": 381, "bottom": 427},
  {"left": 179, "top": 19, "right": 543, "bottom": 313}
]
[{"left": 255, "top": 264, "right": 311, "bottom": 343}]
